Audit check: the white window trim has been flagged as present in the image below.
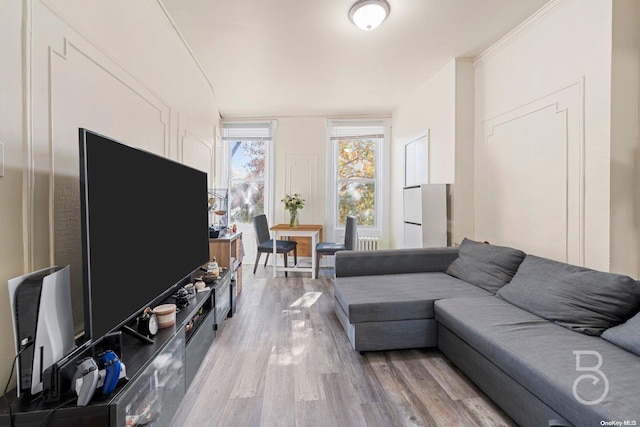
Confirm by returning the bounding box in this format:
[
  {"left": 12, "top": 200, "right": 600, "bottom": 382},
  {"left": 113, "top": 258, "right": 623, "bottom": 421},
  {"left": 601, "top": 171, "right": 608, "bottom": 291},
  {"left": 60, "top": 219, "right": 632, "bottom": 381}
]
[
  {"left": 221, "top": 120, "right": 276, "bottom": 222},
  {"left": 326, "top": 119, "right": 391, "bottom": 243}
]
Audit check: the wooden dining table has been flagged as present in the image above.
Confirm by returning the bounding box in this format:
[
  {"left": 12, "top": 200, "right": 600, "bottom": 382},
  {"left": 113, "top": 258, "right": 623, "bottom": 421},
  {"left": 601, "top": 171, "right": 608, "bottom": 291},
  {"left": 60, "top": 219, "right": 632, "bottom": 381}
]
[{"left": 269, "top": 224, "right": 323, "bottom": 279}]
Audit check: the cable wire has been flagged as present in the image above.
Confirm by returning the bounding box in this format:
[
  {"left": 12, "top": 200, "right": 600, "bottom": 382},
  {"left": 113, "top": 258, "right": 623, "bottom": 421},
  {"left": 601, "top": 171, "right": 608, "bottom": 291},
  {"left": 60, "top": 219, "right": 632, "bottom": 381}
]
[
  {"left": 3, "top": 343, "right": 32, "bottom": 427},
  {"left": 38, "top": 397, "right": 76, "bottom": 427}
]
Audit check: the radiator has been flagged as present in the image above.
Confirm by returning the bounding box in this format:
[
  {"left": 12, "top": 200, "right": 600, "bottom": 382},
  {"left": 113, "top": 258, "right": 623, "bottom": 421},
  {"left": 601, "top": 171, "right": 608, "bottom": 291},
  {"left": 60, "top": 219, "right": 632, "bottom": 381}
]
[{"left": 357, "top": 236, "right": 380, "bottom": 251}]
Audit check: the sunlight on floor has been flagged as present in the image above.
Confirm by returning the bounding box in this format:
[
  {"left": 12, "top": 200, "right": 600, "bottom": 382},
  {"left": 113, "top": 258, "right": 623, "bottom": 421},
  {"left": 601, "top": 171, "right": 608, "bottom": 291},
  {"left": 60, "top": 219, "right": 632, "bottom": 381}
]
[{"left": 289, "top": 291, "right": 323, "bottom": 308}]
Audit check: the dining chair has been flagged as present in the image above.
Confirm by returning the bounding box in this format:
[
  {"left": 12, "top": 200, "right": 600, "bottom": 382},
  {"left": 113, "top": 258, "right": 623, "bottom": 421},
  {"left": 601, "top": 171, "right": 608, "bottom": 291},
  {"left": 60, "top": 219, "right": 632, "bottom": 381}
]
[
  {"left": 253, "top": 214, "right": 298, "bottom": 277},
  {"left": 315, "top": 215, "right": 357, "bottom": 277}
]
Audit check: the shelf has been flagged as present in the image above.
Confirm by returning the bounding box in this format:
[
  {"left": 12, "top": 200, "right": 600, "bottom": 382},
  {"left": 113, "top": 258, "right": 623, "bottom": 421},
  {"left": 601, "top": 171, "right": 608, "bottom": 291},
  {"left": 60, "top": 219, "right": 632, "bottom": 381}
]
[
  {"left": 185, "top": 294, "right": 213, "bottom": 345},
  {"left": 209, "top": 232, "right": 243, "bottom": 296}
]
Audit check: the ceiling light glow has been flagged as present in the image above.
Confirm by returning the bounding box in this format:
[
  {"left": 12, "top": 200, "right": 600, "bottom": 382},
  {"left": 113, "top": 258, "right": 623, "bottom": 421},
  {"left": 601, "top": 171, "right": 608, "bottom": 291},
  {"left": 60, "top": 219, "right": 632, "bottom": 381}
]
[{"left": 349, "top": 0, "right": 390, "bottom": 31}]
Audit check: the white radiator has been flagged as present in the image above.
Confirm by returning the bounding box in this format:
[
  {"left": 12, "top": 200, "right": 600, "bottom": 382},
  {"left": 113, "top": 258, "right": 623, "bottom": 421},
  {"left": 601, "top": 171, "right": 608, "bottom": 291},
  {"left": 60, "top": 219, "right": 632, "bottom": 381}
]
[{"left": 357, "top": 236, "right": 380, "bottom": 251}]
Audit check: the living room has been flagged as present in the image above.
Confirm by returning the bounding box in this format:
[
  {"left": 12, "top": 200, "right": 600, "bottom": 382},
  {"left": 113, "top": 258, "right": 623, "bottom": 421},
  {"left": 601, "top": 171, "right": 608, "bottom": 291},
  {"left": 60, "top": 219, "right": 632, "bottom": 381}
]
[{"left": 1, "top": 0, "right": 639, "bottom": 426}]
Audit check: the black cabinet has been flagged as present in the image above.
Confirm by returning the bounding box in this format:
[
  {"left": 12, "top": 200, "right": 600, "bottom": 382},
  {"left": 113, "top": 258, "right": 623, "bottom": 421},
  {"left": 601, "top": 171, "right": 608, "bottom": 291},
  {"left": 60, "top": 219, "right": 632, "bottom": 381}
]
[
  {"left": 115, "top": 331, "right": 186, "bottom": 426},
  {"left": 0, "top": 275, "right": 224, "bottom": 427},
  {"left": 212, "top": 269, "right": 231, "bottom": 330}
]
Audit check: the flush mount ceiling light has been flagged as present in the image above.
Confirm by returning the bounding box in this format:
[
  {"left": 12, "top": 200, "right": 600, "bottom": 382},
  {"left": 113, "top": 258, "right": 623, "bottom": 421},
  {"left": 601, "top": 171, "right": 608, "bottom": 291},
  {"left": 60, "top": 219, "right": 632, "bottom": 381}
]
[{"left": 349, "top": 0, "right": 390, "bottom": 31}]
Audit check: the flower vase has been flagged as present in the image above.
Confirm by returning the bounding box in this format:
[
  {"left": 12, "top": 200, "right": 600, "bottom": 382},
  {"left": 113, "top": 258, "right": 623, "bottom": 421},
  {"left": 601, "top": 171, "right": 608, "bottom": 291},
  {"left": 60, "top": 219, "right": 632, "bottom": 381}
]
[{"left": 289, "top": 210, "right": 299, "bottom": 228}]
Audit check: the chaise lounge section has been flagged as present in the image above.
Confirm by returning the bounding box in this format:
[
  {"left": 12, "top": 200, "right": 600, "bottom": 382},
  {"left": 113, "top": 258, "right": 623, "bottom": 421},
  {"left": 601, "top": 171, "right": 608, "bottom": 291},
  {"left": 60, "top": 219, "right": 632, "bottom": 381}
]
[
  {"left": 334, "top": 239, "right": 640, "bottom": 426},
  {"left": 333, "top": 247, "right": 491, "bottom": 352}
]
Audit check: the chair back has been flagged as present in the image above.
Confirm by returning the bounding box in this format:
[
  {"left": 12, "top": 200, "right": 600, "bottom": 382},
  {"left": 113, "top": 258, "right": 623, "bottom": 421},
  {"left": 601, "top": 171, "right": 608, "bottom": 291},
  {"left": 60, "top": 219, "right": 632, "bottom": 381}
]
[
  {"left": 344, "top": 216, "right": 358, "bottom": 250},
  {"left": 253, "top": 214, "right": 271, "bottom": 245}
]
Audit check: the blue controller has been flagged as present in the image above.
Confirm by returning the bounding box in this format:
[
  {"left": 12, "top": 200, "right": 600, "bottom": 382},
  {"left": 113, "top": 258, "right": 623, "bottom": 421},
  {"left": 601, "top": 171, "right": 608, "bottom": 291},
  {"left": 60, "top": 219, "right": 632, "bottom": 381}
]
[{"left": 98, "top": 350, "right": 121, "bottom": 395}]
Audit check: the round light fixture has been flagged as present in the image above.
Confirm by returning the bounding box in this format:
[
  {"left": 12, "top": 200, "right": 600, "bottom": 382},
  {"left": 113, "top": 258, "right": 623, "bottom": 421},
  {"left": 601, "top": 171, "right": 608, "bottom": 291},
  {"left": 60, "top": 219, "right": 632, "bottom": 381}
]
[{"left": 349, "top": 0, "right": 390, "bottom": 31}]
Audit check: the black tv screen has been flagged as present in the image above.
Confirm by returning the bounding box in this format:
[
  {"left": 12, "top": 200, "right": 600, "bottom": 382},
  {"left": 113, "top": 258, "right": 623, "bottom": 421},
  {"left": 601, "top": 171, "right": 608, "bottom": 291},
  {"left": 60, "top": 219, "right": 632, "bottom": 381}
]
[{"left": 79, "top": 129, "right": 209, "bottom": 340}]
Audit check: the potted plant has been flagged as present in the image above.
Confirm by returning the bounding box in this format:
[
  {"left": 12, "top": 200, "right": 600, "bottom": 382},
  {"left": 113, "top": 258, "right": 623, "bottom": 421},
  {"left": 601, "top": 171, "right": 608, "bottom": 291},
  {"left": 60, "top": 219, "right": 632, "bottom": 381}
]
[{"left": 281, "top": 193, "right": 305, "bottom": 228}]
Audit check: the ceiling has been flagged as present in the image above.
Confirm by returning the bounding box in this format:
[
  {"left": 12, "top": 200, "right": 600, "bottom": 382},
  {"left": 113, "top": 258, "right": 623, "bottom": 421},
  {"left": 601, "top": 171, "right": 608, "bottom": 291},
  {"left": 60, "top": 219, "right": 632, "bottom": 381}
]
[{"left": 162, "top": 0, "right": 549, "bottom": 118}]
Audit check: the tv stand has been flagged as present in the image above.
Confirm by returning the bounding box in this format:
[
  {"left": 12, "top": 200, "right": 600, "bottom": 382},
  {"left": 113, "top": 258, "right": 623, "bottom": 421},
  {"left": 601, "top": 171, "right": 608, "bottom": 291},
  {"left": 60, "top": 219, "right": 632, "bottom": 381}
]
[
  {"left": 0, "top": 271, "right": 229, "bottom": 427},
  {"left": 121, "top": 324, "right": 154, "bottom": 345}
]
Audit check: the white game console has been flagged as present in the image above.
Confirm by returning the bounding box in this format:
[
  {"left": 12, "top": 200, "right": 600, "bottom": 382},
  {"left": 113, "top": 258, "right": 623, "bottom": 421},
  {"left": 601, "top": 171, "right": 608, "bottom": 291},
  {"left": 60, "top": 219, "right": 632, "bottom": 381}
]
[{"left": 8, "top": 265, "right": 76, "bottom": 396}]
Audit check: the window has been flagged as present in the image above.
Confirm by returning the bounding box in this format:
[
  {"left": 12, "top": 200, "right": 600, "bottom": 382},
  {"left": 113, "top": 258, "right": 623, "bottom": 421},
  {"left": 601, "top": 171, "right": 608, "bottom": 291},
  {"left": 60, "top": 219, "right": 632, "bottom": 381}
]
[
  {"left": 222, "top": 122, "right": 274, "bottom": 225},
  {"left": 328, "top": 121, "right": 387, "bottom": 229}
]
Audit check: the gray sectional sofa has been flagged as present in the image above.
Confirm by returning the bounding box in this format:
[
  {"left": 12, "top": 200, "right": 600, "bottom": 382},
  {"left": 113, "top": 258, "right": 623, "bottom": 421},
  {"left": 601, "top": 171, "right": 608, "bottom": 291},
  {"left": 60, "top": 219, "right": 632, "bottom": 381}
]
[{"left": 334, "top": 238, "right": 640, "bottom": 427}]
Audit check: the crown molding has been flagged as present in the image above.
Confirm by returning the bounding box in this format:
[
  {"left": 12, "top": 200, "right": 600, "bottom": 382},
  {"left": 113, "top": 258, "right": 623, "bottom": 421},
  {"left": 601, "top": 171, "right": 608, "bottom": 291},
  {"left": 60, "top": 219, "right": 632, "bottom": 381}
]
[
  {"left": 473, "top": 0, "right": 572, "bottom": 67},
  {"left": 155, "top": 0, "right": 221, "bottom": 118}
]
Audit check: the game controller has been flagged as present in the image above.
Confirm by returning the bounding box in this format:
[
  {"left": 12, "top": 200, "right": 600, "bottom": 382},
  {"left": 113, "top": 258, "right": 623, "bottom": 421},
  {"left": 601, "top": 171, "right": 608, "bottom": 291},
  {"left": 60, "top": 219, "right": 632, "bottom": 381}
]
[
  {"left": 72, "top": 357, "right": 99, "bottom": 406},
  {"left": 97, "top": 350, "right": 121, "bottom": 395}
]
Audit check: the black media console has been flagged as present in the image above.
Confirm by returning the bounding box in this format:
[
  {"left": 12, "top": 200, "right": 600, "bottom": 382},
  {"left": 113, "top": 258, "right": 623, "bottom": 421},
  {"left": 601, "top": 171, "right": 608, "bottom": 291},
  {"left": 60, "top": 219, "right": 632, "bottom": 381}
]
[{"left": 0, "top": 269, "right": 231, "bottom": 427}]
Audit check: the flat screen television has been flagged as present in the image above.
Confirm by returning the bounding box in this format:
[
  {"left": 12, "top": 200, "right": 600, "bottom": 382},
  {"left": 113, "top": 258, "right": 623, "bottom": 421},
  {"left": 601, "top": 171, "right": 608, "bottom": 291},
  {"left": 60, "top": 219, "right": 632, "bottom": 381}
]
[{"left": 79, "top": 128, "right": 209, "bottom": 341}]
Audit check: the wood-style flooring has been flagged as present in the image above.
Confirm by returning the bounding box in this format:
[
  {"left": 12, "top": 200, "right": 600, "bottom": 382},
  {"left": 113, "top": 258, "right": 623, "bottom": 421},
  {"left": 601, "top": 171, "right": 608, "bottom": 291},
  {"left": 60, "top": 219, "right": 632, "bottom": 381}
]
[{"left": 171, "top": 265, "right": 516, "bottom": 427}]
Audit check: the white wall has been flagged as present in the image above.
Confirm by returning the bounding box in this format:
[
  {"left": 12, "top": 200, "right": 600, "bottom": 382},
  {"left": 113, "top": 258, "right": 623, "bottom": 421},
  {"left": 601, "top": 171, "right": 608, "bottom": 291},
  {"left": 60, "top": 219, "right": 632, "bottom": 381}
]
[
  {"left": 391, "top": 61, "right": 454, "bottom": 248},
  {"left": 0, "top": 0, "right": 219, "bottom": 390},
  {"left": 473, "top": 0, "right": 617, "bottom": 272},
  {"left": 391, "top": 59, "right": 474, "bottom": 248},
  {"left": 610, "top": 0, "right": 640, "bottom": 276},
  {"left": 453, "top": 61, "right": 475, "bottom": 244},
  {"left": 391, "top": 0, "right": 639, "bottom": 275},
  {"left": 237, "top": 116, "right": 394, "bottom": 248},
  {"left": 224, "top": 115, "right": 392, "bottom": 260},
  {"left": 0, "top": 0, "right": 27, "bottom": 399},
  {"left": 273, "top": 118, "right": 328, "bottom": 229},
  {"left": 237, "top": 117, "right": 329, "bottom": 260}
]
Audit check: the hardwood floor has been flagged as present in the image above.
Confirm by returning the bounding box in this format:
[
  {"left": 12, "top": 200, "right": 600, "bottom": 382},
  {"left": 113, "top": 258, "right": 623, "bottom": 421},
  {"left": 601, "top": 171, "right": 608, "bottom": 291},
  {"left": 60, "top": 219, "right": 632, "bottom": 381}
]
[{"left": 171, "top": 265, "right": 516, "bottom": 427}]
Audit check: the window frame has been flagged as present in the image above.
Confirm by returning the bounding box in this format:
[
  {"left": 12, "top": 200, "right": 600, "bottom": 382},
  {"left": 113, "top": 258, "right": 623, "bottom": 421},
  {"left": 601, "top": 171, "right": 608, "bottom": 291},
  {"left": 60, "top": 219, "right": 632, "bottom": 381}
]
[
  {"left": 221, "top": 121, "right": 276, "bottom": 225},
  {"left": 326, "top": 119, "right": 390, "bottom": 242},
  {"left": 335, "top": 137, "right": 380, "bottom": 227}
]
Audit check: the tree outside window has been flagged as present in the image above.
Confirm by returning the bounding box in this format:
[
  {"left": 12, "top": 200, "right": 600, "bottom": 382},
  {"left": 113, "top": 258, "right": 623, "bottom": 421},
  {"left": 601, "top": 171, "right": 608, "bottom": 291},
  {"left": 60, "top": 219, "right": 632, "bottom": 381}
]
[
  {"left": 229, "top": 140, "right": 266, "bottom": 224},
  {"left": 336, "top": 138, "right": 377, "bottom": 226}
]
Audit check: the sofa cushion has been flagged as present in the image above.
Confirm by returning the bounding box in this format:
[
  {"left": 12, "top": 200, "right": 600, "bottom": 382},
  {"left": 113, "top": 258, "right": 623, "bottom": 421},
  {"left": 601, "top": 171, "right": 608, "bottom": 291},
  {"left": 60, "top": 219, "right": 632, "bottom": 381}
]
[
  {"left": 334, "top": 272, "right": 491, "bottom": 323},
  {"left": 445, "top": 238, "right": 526, "bottom": 293},
  {"left": 335, "top": 247, "right": 459, "bottom": 278},
  {"left": 435, "top": 296, "right": 640, "bottom": 426},
  {"left": 496, "top": 255, "right": 640, "bottom": 336},
  {"left": 602, "top": 311, "right": 640, "bottom": 356}
]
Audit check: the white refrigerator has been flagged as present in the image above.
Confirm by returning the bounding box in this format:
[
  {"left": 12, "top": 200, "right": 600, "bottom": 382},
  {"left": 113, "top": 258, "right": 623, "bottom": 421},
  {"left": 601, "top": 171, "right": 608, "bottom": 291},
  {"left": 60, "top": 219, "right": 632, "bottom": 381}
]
[{"left": 403, "top": 184, "right": 448, "bottom": 248}]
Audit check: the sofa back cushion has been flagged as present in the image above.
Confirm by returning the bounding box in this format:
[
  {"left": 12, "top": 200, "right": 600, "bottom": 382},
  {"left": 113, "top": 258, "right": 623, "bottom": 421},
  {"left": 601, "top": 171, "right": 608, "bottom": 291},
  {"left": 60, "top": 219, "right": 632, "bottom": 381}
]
[
  {"left": 497, "top": 255, "right": 640, "bottom": 336},
  {"left": 601, "top": 311, "right": 640, "bottom": 356},
  {"left": 445, "top": 238, "right": 526, "bottom": 293}
]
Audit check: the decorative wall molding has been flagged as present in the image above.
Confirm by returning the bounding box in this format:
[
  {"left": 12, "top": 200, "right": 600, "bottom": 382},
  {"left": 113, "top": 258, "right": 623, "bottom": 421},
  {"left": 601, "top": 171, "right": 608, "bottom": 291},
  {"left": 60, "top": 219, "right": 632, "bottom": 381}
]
[
  {"left": 40, "top": 0, "right": 218, "bottom": 115},
  {"left": 48, "top": 34, "right": 171, "bottom": 264},
  {"left": 180, "top": 127, "right": 214, "bottom": 182},
  {"left": 473, "top": 0, "right": 572, "bottom": 67},
  {"left": 49, "top": 37, "right": 170, "bottom": 144},
  {"left": 39, "top": 0, "right": 173, "bottom": 112},
  {"left": 284, "top": 155, "right": 318, "bottom": 221},
  {"left": 42, "top": 26, "right": 174, "bottom": 328},
  {"left": 18, "top": 0, "right": 217, "bottom": 331},
  {"left": 484, "top": 80, "right": 581, "bottom": 128},
  {"left": 479, "top": 79, "right": 585, "bottom": 264},
  {"left": 23, "top": 0, "right": 34, "bottom": 272}
]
